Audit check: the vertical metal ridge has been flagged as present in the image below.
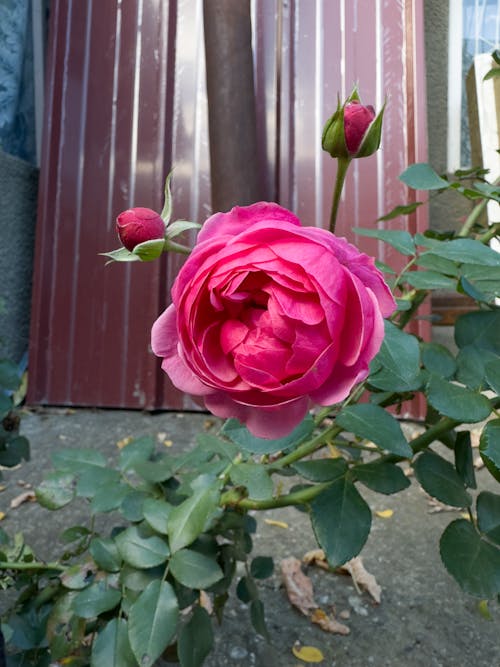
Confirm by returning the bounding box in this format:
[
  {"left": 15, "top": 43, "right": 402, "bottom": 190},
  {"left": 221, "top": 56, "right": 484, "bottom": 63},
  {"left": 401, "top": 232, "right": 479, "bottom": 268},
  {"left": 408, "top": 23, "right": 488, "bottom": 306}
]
[
  {"left": 65, "top": 1, "right": 92, "bottom": 401},
  {"left": 106, "top": 0, "right": 123, "bottom": 230}
]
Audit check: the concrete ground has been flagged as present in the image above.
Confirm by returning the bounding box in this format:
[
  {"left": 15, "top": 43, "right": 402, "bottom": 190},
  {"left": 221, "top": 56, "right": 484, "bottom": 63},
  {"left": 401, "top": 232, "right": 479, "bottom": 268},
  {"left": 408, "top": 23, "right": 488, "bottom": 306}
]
[{"left": 1, "top": 408, "right": 499, "bottom": 667}]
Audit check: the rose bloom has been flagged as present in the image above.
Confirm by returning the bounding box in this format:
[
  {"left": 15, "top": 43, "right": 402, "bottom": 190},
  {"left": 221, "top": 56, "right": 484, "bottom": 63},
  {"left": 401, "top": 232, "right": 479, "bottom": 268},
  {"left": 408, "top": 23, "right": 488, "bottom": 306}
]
[
  {"left": 116, "top": 207, "right": 165, "bottom": 251},
  {"left": 152, "top": 203, "right": 395, "bottom": 439},
  {"left": 343, "top": 100, "right": 376, "bottom": 154}
]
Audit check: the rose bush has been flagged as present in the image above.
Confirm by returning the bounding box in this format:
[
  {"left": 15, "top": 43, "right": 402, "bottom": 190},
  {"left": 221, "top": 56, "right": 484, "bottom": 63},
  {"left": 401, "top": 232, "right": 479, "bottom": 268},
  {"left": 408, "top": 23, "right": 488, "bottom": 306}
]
[{"left": 152, "top": 202, "right": 395, "bottom": 438}]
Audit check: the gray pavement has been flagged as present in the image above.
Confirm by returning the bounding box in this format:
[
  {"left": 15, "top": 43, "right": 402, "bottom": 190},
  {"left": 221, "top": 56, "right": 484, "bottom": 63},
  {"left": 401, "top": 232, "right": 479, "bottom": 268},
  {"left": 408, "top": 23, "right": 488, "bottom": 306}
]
[{"left": 1, "top": 408, "right": 499, "bottom": 667}]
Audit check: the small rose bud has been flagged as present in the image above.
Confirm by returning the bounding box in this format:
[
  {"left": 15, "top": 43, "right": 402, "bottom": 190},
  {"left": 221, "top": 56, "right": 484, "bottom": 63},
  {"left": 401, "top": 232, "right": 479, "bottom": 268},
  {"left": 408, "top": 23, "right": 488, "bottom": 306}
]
[
  {"left": 322, "top": 88, "right": 384, "bottom": 159},
  {"left": 116, "top": 207, "right": 165, "bottom": 251},
  {"left": 343, "top": 100, "right": 376, "bottom": 154}
]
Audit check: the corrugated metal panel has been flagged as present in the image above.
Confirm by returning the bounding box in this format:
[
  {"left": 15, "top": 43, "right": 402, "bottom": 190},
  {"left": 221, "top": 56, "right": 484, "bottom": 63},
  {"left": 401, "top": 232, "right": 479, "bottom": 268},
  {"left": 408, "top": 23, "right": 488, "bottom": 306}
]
[{"left": 29, "top": 0, "right": 428, "bottom": 411}]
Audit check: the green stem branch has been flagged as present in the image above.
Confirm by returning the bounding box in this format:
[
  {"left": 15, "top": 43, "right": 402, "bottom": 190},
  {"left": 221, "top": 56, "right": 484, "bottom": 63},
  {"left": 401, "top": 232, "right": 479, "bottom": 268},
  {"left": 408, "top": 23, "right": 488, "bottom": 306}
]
[
  {"left": 269, "top": 424, "right": 343, "bottom": 470},
  {"left": 329, "top": 158, "right": 351, "bottom": 233},
  {"left": 221, "top": 481, "right": 332, "bottom": 511},
  {"left": 0, "top": 560, "right": 65, "bottom": 573}
]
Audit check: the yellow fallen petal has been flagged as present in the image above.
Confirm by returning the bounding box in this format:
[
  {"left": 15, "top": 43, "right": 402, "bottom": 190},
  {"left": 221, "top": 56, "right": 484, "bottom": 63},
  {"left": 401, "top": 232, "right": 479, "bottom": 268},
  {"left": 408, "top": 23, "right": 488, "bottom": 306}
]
[
  {"left": 116, "top": 436, "right": 133, "bottom": 449},
  {"left": 292, "top": 645, "right": 324, "bottom": 663},
  {"left": 478, "top": 599, "right": 492, "bottom": 620},
  {"left": 264, "top": 518, "right": 289, "bottom": 529},
  {"left": 460, "top": 512, "right": 471, "bottom": 520},
  {"left": 0, "top": 485, "right": 6, "bottom": 492},
  {"left": 375, "top": 509, "right": 393, "bottom": 519},
  {"left": 163, "top": 439, "right": 173, "bottom": 447},
  {"left": 0, "top": 512, "right": 5, "bottom": 521}
]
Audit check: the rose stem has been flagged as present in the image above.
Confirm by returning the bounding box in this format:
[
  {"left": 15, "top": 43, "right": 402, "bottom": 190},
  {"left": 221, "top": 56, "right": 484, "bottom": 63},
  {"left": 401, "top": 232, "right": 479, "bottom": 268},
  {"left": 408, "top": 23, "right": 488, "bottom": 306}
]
[{"left": 329, "top": 157, "right": 351, "bottom": 233}]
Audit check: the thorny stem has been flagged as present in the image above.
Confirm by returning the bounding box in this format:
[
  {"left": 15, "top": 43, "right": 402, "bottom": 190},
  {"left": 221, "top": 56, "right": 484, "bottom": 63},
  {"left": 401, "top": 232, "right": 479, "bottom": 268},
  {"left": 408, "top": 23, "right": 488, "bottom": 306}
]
[
  {"left": 457, "top": 196, "right": 490, "bottom": 237},
  {"left": 221, "top": 481, "right": 332, "bottom": 511},
  {"left": 329, "top": 157, "right": 351, "bottom": 233},
  {"left": 0, "top": 560, "right": 65, "bottom": 573},
  {"left": 478, "top": 221, "right": 500, "bottom": 244},
  {"left": 269, "top": 424, "right": 343, "bottom": 470}
]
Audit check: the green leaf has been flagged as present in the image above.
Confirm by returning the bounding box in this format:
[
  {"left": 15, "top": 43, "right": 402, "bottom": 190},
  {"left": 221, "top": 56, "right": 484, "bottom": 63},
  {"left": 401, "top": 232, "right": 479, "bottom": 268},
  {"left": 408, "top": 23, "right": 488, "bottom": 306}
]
[
  {"left": 336, "top": 404, "right": 412, "bottom": 457},
  {"left": 60, "top": 525, "right": 91, "bottom": 544},
  {"left": 118, "top": 436, "right": 156, "bottom": 471},
  {"left": 416, "top": 253, "right": 459, "bottom": 276},
  {"left": 477, "top": 492, "right": 500, "bottom": 544},
  {"left": 454, "top": 431, "right": 476, "bottom": 489},
  {"left": 77, "top": 467, "right": 121, "bottom": 499},
  {"left": 120, "top": 490, "right": 149, "bottom": 522},
  {"left": 400, "top": 163, "right": 449, "bottom": 190},
  {"left": 133, "top": 458, "right": 174, "bottom": 482},
  {"left": 421, "top": 342, "right": 456, "bottom": 379},
  {"left": 72, "top": 579, "right": 121, "bottom": 619},
  {"left": 36, "top": 472, "right": 75, "bottom": 510},
  {"left": 455, "top": 345, "right": 497, "bottom": 390},
  {"left": 51, "top": 448, "right": 106, "bottom": 472},
  {"left": 292, "top": 458, "right": 348, "bottom": 482},
  {"left": 377, "top": 202, "right": 423, "bottom": 221},
  {"left": 250, "top": 556, "right": 274, "bottom": 579},
  {"left": 178, "top": 607, "right": 214, "bottom": 667},
  {"left": 480, "top": 419, "right": 500, "bottom": 482},
  {"left": 128, "top": 580, "right": 179, "bottom": 667},
  {"left": 353, "top": 461, "right": 411, "bottom": 494},
  {"left": 423, "top": 239, "right": 500, "bottom": 267},
  {"left": 196, "top": 433, "right": 239, "bottom": 461},
  {"left": 143, "top": 498, "right": 172, "bottom": 535},
  {"left": 440, "top": 519, "right": 500, "bottom": 597},
  {"left": 250, "top": 598, "right": 269, "bottom": 640},
  {"left": 352, "top": 227, "right": 415, "bottom": 255},
  {"left": 402, "top": 270, "right": 457, "bottom": 290},
  {"left": 230, "top": 463, "right": 273, "bottom": 500},
  {"left": 369, "top": 321, "right": 421, "bottom": 392},
  {"left": 115, "top": 525, "right": 170, "bottom": 569},
  {"left": 426, "top": 374, "right": 491, "bottom": 423},
  {"left": 165, "top": 219, "right": 202, "bottom": 240},
  {"left": 0, "top": 392, "right": 12, "bottom": 420},
  {"left": 169, "top": 548, "right": 224, "bottom": 589},
  {"left": 91, "top": 618, "right": 136, "bottom": 667},
  {"left": 100, "top": 247, "right": 142, "bottom": 263},
  {"left": 132, "top": 238, "right": 166, "bottom": 262},
  {"left": 311, "top": 478, "right": 371, "bottom": 567},
  {"left": 413, "top": 451, "right": 471, "bottom": 507},
  {"left": 90, "top": 537, "right": 122, "bottom": 572},
  {"left": 46, "top": 592, "right": 87, "bottom": 660},
  {"left": 90, "top": 483, "right": 129, "bottom": 514},
  {"left": 455, "top": 310, "right": 500, "bottom": 352},
  {"left": 222, "top": 414, "right": 315, "bottom": 455},
  {"left": 168, "top": 485, "right": 220, "bottom": 553},
  {"left": 0, "top": 435, "right": 30, "bottom": 467},
  {"left": 485, "top": 358, "right": 500, "bottom": 394},
  {"left": 460, "top": 265, "right": 500, "bottom": 301},
  {"left": 236, "top": 575, "right": 257, "bottom": 603}
]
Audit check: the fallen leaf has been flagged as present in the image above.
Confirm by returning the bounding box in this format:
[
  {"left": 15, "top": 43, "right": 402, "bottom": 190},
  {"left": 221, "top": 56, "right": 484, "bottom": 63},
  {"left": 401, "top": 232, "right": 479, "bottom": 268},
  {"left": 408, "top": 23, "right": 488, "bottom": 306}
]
[
  {"left": 302, "top": 549, "right": 329, "bottom": 571},
  {"left": 116, "top": 436, "right": 133, "bottom": 449},
  {"left": 477, "top": 599, "right": 492, "bottom": 620},
  {"left": 292, "top": 644, "right": 325, "bottom": 663},
  {"left": 0, "top": 485, "right": 6, "bottom": 492},
  {"left": 310, "top": 608, "right": 349, "bottom": 635},
  {"left": 339, "top": 557, "right": 381, "bottom": 604},
  {"left": 199, "top": 590, "right": 213, "bottom": 614},
  {"left": 470, "top": 430, "right": 480, "bottom": 449},
  {"left": 473, "top": 456, "right": 484, "bottom": 470},
  {"left": 204, "top": 419, "right": 216, "bottom": 430},
  {"left": 264, "top": 518, "right": 288, "bottom": 529},
  {"left": 375, "top": 509, "right": 393, "bottom": 519},
  {"left": 425, "top": 496, "right": 458, "bottom": 514},
  {"left": 339, "top": 609, "right": 350, "bottom": 620},
  {"left": 281, "top": 557, "right": 317, "bottom": 615},
  {"left": 10, "top": 491, "right": 36, "bottom": 509},
  {"left": 156, "top": 431, "right": 167, "bottom": 443},
  {"left": 281, "top": 557, "right": 350, "bottom": 635}
]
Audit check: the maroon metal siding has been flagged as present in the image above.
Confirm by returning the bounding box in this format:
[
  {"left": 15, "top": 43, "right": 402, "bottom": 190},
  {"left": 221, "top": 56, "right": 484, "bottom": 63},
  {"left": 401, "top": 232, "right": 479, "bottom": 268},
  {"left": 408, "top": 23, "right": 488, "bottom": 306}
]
[{"left": 29, "top": 0, "right": 428, "bottom": 412}]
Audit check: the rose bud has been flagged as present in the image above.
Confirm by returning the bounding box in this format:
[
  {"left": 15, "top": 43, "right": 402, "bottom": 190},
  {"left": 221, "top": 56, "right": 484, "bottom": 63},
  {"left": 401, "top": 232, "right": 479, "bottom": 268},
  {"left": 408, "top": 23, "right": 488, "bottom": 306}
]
[
  {"left": 116, "top": 207, "right": 166, "bottom": 251},
  {"left": 322, "top": 88, "right": 384, "bottom": 159}
]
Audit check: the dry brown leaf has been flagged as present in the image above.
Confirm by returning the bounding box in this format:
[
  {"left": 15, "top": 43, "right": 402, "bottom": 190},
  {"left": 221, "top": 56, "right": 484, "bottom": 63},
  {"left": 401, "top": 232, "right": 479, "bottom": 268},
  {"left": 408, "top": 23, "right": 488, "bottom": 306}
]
[
  {"left": 470, "top": 430, "right": 480, "bottom": 449},
  {"left": 10, "top": 491, "right": 36, "bottom": 509},
  {"left": 281, "top": 557, "right": 317, "bottom": 616},
  {"left": 426, "top": 496, "right": 459, "bottom": 513},
  {"left": 116, "top": 436, "right": 133, "bottom": 449},
  {"left": 339, "top": 557, "right": 381, "bottom": 604},
  {"left": 310, "top": 608, "right": 350, "bottom": 635},
  {"left": 302, "top": 549, "right": 329, "bottom": 570},
  {"left": 199, "top": 590, "right": 213, "bottom": 614},
  {"left": 264, "top": 518, "right": 288, "bottom": 529}
]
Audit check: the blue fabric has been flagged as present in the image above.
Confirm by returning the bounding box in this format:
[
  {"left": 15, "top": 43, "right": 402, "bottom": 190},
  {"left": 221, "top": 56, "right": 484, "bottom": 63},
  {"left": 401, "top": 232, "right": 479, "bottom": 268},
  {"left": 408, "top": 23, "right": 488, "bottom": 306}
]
[{"left": 0, "top": 0, "right": 36, "bottom": 164}]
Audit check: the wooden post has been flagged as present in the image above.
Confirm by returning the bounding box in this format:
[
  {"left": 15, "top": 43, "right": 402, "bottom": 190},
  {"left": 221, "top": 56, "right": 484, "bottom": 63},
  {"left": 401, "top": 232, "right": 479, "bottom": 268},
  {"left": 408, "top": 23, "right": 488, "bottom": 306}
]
[{"left": 203, "top": 0, "right": 262, "bottom": 212}]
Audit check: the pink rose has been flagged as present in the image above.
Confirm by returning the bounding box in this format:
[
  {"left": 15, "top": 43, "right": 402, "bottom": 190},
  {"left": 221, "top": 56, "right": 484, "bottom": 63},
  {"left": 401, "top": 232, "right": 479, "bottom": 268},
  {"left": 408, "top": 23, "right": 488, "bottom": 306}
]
[
  {"left": 343, "top": 101, "right": 376, "bottom": 155},
  {"left": 151, "top": 203, "right": 395, "bottom": 439},
  {"left": 116, "top": 207, "right": 165, "bottom": 251}
]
